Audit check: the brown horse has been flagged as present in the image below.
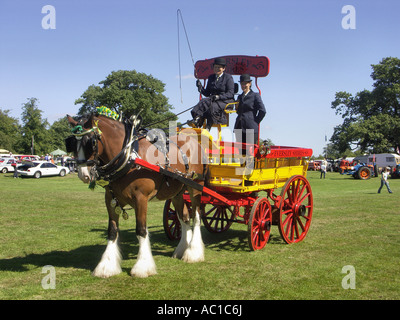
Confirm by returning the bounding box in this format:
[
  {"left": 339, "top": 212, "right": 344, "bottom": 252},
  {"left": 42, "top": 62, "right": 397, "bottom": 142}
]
[{"left": 66, "top": 112, "right": 208, "bottom": 278}]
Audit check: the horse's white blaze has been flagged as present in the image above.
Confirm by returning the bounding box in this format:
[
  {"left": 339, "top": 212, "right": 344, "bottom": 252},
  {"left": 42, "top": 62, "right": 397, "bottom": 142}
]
[
  {"left": 77, "top": 139, "right": 86, "bottom": 162},
  {"left": 172, "top": 217, "right": 192, "bottom": 259},
  {"left": 131, "top": 232, "right": 157, "bottom": 278},
  {"left": 182, "top": 209, "right": 205, "bottom": 263},
  {"left": 77, "top": 165, "right": 91, "bottom": 184},
  {"left": 92, "top": 239, "right": 122, "bottom": 278}
]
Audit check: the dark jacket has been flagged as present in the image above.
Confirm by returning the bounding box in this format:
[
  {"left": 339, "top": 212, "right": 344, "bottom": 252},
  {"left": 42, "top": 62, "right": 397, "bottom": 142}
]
[
  {"left": 201, "top": 73, "right": 235, "bottom": 101},
  {"left": 234, "top": 90, "right": 266, "bottom": 132},
  {"left": 191, "top": 73, "right": 235, "bottom": 126}
]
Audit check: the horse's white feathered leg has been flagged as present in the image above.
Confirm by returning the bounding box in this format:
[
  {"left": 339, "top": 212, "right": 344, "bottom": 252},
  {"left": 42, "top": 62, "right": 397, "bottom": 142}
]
[
  {"left": 131, "top": 231, "right": 157, "bottom": 278},
  {"left": 92, "top": 239, "right": 122, "bottom": 278},
  {"left": 182, "top": 209, "right": 204, "bottom": 263},
  {"left": 172, "top": 217, "right": 192, "bottom": 259}
]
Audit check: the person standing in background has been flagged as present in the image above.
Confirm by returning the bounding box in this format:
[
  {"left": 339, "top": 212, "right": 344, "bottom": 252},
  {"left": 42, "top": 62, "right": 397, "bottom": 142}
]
[{"left": 378, "top": 167, "right": 393, "bottom": 193}]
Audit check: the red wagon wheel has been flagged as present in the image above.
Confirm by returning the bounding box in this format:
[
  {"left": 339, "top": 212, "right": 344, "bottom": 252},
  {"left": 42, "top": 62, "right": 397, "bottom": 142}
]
[
  {"left": 248, "top": 197, "right": 272, "bottom": 251},
  {"left": 278, "top": 175, "right": 313, "bottom": 244},
  {"left": 202, "top": 205, "right": 234, "bottom": 233},
  {"left": 163, "top": 199, "right": 181, "bottom": 240}
]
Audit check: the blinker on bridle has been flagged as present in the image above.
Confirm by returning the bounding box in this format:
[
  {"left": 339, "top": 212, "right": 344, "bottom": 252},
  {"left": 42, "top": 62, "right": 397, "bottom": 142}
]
[{"left": 66, "top": 120, "right": 103, "bottom": 165}]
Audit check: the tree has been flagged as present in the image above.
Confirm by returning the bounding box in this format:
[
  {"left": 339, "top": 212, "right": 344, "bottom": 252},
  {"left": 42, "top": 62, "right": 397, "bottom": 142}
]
[
  {"left": 20, "top": 98, "right": 50, "bottom": 155},
  {"left": 331, "top": 57, "right": 400, "bottom": 154},
  {"left": 75, "top": 70, "right": 177, "bottom": 128},
  {"left": 0, "top": 109, "right": 21, "bottom": 153},
  {"left": 48, "top": 117, "right": 72, "bottom": 151}
]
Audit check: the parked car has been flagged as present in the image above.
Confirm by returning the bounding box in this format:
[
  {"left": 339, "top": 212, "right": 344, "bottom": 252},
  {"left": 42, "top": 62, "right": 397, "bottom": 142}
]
[
  {"left": 14, "top": 155, "right": 40, "bottom": 162},
  {"left": 308, "top": 161, "right": 321, "bottom": 171},
  {"left": 0, "top": 157, "right": 14, "bottom": 164},
  {"left": 17, "top": 161, "right": 70, "bottom": 178},
  {"left": 0, "top": 158, "right": 18, "bottom": 173}
]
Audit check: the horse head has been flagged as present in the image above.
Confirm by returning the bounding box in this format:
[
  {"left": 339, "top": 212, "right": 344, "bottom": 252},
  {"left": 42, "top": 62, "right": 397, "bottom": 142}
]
[
  {"left": 65, "top": 113, "right": 103, "bottom": 184},
  {"left": 65, "top": 110, "right": 134, "bottom": 184}
]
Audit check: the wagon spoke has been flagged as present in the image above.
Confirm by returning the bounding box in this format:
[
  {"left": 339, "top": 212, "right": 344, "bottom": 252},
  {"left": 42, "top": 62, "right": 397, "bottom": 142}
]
[
  {"left": 290, "top": 222, "right": 296, "bottom": 242},
  {"left": 289, "top": 183, "right": 296, "bottom": 203},
  {"left": 294, "top": 221, "right": 299, "bottom": 240},
  {"left": 293, "top": 179, "right": 301, "bottom": 202},
  {"left": 296, "top": 183, "right": 306, "bottom": 202},
  {"left": 282, "top": 211, "right": 293, "bottom": 225},
  {"left": 171, "top": 222, "right": 179, "bottom": 238},
  {"left": 220, "top": 209, "right": 227, "bottom": 230},
  {"left": 252, "top": 227, "right": 260, "bottom": 244},
  {"left": 298, "top": 191, "right": 311, "bottom": 205},
  {"left": 205, "top": 205, "right": 218, "bottom": 216},
  {"left": 293, "top": 180, "right": 299, "bottom": 202},
  {"left": 285, "top": 216, "right": 293, "bottom": 238},
  {"left": 163, "top": 200, "right": 181, "bottom": 240},
  {"left": 296, "top": 216, "right": 306, "bottom": 233},
  {"left": 303, "top": 211, "right": 311, "bottom": 221}
]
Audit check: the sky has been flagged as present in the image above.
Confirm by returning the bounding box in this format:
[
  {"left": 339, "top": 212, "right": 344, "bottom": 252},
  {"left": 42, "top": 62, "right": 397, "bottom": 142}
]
[{"left": 0, "top": 0, "right": 399, "bottom": 156}]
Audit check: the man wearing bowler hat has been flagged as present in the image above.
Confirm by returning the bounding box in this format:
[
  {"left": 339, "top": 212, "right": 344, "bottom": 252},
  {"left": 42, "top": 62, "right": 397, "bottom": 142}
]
[
  {"left": 234, "top": 74, "right": 266, "bottom": 147},
  {"left": 188, "top": 57, "right": 235, "bottom": 129}
]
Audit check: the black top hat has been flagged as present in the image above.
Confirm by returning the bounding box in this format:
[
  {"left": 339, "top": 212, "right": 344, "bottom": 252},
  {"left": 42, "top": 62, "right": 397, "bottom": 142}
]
[
  {"left": 239, "top": 74, "right": 252, "bottom": 82},
  {"left": 213, "top": 57, "right": 226, "bottom": 66}
]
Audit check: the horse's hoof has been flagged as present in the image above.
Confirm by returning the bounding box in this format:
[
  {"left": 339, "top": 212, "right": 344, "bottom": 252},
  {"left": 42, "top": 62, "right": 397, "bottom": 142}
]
[
  {"left": 92, "top": 265, "right": 122, "bottom": 278},
  {"left": 182, "top": 247, "right": 204, "bottom": 263},
  {"left": 130, "top": 261, "right": 157, "bottom": 278}
]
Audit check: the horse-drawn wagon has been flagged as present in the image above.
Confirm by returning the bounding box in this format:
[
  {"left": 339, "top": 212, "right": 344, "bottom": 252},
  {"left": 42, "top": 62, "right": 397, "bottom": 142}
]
[
  {"left": 162, "top": 55, "right": 313, "bottom": 251},
  {"left": 65, "top": 55, "right": 314, "bottom": 278},
  {"left": 162, "top": 122, "right": 313, "bottom": 251}
]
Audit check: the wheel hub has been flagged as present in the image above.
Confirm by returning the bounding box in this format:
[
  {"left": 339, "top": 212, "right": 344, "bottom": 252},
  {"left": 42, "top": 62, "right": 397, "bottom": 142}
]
[
  {"left": 260, "top": 219, "right": 271, "bottom": 231},
  {"left": 294, "top": 204, "right": 306, "bottom": 217}
]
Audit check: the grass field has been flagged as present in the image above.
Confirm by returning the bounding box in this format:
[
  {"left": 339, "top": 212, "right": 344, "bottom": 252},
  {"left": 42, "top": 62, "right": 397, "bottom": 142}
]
[{"left": 0, "top": 170, "right": 399, "bottom": 300}]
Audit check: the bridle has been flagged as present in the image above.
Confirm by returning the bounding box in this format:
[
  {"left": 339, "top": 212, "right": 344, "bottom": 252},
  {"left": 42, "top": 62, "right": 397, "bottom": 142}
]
[
  {"left": 65, "top": 119, "right": 103, "bottom": 166},
  {"left": 66, "top": 114, "right": 143, "bottom": 187}
]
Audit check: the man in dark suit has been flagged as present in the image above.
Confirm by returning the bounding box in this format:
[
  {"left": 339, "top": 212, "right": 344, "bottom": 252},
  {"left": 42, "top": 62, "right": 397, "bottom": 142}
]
[
  {"left": 188, "top": 57, "right": 235, "bottom": 129},
  {"left": 234, "top": 74, "right": 266, "bottom": 146}
]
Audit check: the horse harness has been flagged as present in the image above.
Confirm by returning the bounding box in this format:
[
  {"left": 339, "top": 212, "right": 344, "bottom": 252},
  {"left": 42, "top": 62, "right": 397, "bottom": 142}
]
[{"left": 66, "top": 114, "right": 203, "bottom": 193}]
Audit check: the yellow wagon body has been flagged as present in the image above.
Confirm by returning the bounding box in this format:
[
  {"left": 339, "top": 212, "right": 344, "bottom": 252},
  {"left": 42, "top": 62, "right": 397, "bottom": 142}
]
[{"left": 178, "top": 127, "right": 311, "bottom": 193}]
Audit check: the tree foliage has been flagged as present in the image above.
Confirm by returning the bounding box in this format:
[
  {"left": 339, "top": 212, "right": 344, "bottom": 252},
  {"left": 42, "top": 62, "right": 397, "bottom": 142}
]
[
  {"left": 75, "top": 70, "right": 177, "bottom": 128},
  {"left": 20, "top": 98, "right": 50, "bottom": 155},
  {"left": 0, "top": 109, "right": 20, "bottom": 153},
  {"left": 331, "top": 57, "right": 400, "bottom": 155},
  {"left": 0, "top": 98, "right": 71, "bottom": 155}
]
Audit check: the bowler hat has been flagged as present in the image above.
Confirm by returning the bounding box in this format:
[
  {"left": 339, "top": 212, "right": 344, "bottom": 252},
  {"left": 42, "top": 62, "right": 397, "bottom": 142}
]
[
  {"left": 213, "top": 57, "right": 226, "bottom": 66},
  {"left": 239, "top": 74, "right": 252, "bottom": 82}
]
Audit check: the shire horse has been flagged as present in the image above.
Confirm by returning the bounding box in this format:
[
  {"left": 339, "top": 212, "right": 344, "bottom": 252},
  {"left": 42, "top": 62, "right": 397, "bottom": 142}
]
[{"left": 65, "top": 111, "right": 208, "bottom": 278}]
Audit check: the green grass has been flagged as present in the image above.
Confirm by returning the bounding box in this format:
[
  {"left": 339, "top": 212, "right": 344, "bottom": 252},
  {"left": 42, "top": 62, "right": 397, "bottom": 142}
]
[{"left": 0, "top": 171, "right": 399, "bottom": 300}]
